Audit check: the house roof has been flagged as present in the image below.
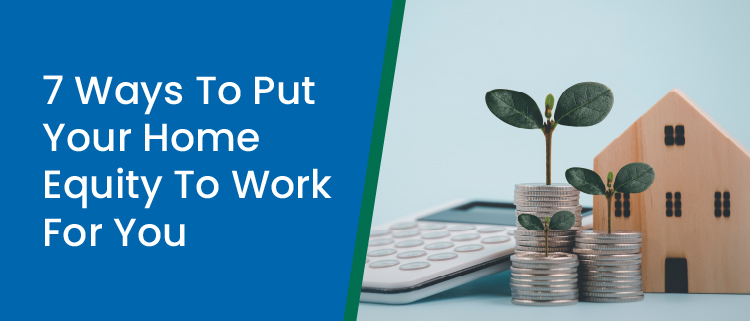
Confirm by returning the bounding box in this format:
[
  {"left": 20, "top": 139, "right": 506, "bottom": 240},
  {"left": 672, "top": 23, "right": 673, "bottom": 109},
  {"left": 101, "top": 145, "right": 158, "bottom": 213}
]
[{"left": 600, "top": 88, "right": 750, "bottom": 159}]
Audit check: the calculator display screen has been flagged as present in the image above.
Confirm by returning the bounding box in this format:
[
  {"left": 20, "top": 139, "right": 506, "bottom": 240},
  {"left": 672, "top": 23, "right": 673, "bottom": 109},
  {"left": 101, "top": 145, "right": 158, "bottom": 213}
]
[{"left": 417, "top": 201, "right": 591, "bottom": 226}]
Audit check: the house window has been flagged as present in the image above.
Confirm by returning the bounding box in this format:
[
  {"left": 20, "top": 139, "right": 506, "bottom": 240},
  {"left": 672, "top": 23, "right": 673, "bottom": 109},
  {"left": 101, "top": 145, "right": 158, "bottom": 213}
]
[
  {"left": 665, "top": 126, "right": 674, "bottom": 146},
  {"left": 666, "top": 192, "right": 681, "bottom": 217},
  {"left": 666, "top": 192, "right": 673, "bottom": 217},
  {"left": 623, "top": 193, "right": 631, "bottom": 217},
  {"left": 675, "top": 125, "right": 685, "bottom": 145},
  {"left": 665, "top": 125, "right": 685, "bottom": 146},
  {"left": 715, "top": 191, "right": 730, "bottom": 217},
  {"left": 614, "top": 193, "right": 622, "bottom": 217},
  {"left": 615, "top": 193, "right": 631, "bottom": 218}
]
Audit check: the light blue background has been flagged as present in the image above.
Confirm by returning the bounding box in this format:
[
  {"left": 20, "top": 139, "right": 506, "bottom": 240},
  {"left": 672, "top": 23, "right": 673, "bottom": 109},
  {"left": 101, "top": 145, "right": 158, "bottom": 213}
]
[{"left": 360, "top": 0, "right": 748, "bottom": 319}]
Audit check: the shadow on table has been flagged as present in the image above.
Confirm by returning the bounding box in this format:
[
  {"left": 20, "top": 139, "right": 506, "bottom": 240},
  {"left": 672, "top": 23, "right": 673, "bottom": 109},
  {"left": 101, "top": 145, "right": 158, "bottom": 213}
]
[{"left": 411, "top": 270, "right": 512, "bottom": 304}]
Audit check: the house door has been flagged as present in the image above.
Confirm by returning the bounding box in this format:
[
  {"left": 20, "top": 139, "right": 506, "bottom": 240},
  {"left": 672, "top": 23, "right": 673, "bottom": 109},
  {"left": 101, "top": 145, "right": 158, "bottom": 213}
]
[{"left": 665, "top": 258, "right": 688, "bottom": 293}]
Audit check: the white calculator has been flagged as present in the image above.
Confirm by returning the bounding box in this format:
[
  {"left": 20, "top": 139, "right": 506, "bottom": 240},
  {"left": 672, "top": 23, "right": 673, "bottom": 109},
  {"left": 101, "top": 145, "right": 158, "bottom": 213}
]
[{"left": 361, "top": 200, "right": 593, "bottom": 304}]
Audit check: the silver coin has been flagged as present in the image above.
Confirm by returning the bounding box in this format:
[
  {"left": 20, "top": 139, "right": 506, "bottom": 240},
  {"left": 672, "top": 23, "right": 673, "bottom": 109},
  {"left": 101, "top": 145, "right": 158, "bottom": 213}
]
[
  {"left": 516, "top": 205, "right": 583, "bottom": 212},
  {"left": 516, "top": 210, "right": 582, "bottom": 217},
  {"left": 511, "top": 289, "right": 579, "bottom": 296},
  {"left": 515, "top": 190, "right": 580, "bottom": 197},
  {"left": 517, "top": 226, "right": 584, "bottom": 232},
  {"left": 516, "top": 210, "right": 582, "bottom": 218},
  {"left": 511, "top": 299, "right": 578, "bottom": 306},
  {"left": 579, "top": 264, "right": 641, "bottom": 271},
  {"left": 576, "top": 237, "right": 642, "bottom": 244},
  {"left": 576, "top": 253, "right": 642, "bottom": 261},
  {"left": 513, "top": 262, "right": 579, "bottom": 269},
  {"left": 576, "top": 243, "right": 642, "bottom": 250},
  {"left": 517, "top": 220, "right": 582, "bottom": 226},
  {"left": 577, "top": 230, "right": 643, "bottom": 239},
  {"left": 515, "top": 235, "right": 576, "bottom": 242},
  {"left": 510, "top": 267, "right": 578, "bottom": 275},
  {"left": 581, "top": 285, "right": 642, "bottom": 293},
  {"left": 580, "top": 280, "right": 642, "bottom": 287},
  {"left": 510, "top": 277, "right": 578, "bottom": 285},
  {"left": 579, "top": 259, "right": 641, "bottom": 266},
  {"left": 513, "top": 195, "right": 580, "bottom": 202},
  {"left": 579, "top": 295, "right": 644, "bottom": 303},
  {"left": 515, "top": 249, "right": 576, "bottom": 255},
  {"left": 511, "top": 252, "right": 578, "bottom": 263},
  {"left": 515, "top": 230, "right": 576, "bottom": 236},
  {"left": 516, "top": 245, "right": 574, "bottom": 252},
  {"left": 510, "top": 283, "right": 577, "bottom": 291},
  {"left": 513, "top": 294, "right": 579, "bottom": 301},
  {"left": 514, "top": 200, "right": 579, "bottom": 207},
  {"left": 585, "top": 275, "right": 642, "bottom": 282},
  {"left": 515, "top": 243, "right": 576, "bottom": 250},
  {"left": 511, "top": 273, "right": 578, "bottom": 280},
  {"left": 579, "top": 291, "right": 643, "bottom": 298},
  {"left": 573, "top": 248, "right": 641, "bottom": 255},
  {"left": 515, "top": 183, "right": 578, "bottom": 191},
  {"left": 517, "top": 223, "right": 582, "bottom": 230},
  {"left": 515, "top": 190, "right": 580, "bottom": 196},
  {"left": 579, "top": 270, "right": 642, "bottom": 277},
  {"left": 516, "top": 240, "right": 576, "bottom": 247}
]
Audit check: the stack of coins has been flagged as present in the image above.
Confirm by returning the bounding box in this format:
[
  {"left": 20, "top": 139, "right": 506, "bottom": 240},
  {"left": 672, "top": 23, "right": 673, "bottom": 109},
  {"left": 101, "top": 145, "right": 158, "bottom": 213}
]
[
  {"left": 510, "top": 252, "right": 579, "bottom": 306},
  {"left": 574, "top": 230, "right": 644, "bottom": 303},
  {"left": 514, "top": 183, "right": 582, "bottom": 253}
]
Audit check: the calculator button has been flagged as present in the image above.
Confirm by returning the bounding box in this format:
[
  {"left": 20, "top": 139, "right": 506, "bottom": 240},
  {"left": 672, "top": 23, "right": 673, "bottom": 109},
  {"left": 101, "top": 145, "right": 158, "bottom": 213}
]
[
  {"left": 370, "top": 230, "right": 391, "bottom": 237},
  {"left": 422, "top": 231, "right": 450, "bottom": 239},
  {"left": 451, "top": 233, "right": 480, "bottom": 242},
  {"left": 420, "top": 223, "right": 446, "bottom": 230},
  {"left": 455, "top": 244, "right": 484, "bottom": 252},
  {"left": 369, "top": 260, "right": 400, "bottom": 269},
  {"left": 428, "top": 253, "right": 458, "bottom": 261},
  {"left": 507, "top": 230, "right": 516, "bottom": 236},
  {"left": 395, "top": 239, "right": 424, "bottom": 248},
  {"left": 478, "top": 226, "right": 506, "bottom": 233},
  {"left": 392, "top": 230, "right": 420, "bottom": 238},
  {"left": 424, "top": 242, "right": 454, "bottom": 250},
  {"left": 448, "top": 225, "right": 476, "bottom": 231},
  {"left": 368, "top": 248, "right": 397, "bottom": 257},
  {"left": 369, "top": 238, "right": 394, "bottom": 246},
  {"left": 400, "top": 262, "right": 430, "bottom": 271},
  {"left": 390, "top": 222, "right": 417, "bottom": 230},
  {"left": 397, "top": 250, "right": 427, "bottom": 259},
  {"left": 482, "top": 236, "right": 511, "bottom": 244}
]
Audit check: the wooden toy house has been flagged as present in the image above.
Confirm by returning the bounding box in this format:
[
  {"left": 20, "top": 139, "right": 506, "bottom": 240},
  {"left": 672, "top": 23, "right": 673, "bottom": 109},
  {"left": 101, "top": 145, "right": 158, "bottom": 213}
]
[{"left": 593, "top": 89, "right": 750, "bottom": 294}]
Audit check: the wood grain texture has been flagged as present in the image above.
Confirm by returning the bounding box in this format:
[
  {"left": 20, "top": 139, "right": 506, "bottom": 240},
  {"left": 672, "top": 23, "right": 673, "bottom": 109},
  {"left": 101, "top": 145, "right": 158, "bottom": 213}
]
[{"left": 594, "top": 89, "right": 750, "bottom": 294}]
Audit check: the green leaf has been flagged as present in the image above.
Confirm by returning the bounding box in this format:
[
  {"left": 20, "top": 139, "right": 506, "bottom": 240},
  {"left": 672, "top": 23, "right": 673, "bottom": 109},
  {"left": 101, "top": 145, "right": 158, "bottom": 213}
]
[
  {"left": 549, "top": 211, "right": 576, "bottom": 230},
  {"left": 554, "top": 82, "right": 614, "bottom": 127},
  {"left": 614, "top": 162, "right": 656, "bottom": 194},
  {"left": 485, "top": 89, "right": 544, "bottom": 129},
  {"left": 517, "top": 214, "right": 544, "bottom": 230},
  {"left": 565, "top": 167, "right": 606, "bottom": 195}
]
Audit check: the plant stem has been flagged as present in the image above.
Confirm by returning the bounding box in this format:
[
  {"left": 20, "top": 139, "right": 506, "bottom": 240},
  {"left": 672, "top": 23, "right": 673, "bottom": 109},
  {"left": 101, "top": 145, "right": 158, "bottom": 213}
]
[
  {"left": 545, "top": 131, "right": 552, "bottom": 185},
  {"left": 607, "top": 195, "right": 612, "bottom": 234},
  {"left": 544, "top": 228, "right": 549, "bottom": 257}
]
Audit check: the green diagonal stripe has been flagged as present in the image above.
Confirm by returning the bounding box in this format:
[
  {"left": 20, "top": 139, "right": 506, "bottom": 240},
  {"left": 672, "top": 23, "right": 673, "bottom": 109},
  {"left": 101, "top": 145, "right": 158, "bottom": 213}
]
[{"left": 343, "top": 1, "right": 405, "bottom": 320}]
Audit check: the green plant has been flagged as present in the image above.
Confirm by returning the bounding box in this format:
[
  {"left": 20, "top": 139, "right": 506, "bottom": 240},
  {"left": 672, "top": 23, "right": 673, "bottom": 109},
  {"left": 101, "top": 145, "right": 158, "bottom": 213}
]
[
  {"left": 517, "top": 211, "right": 576, "bottom": 256},
  {"left": 565, "top": 163, "right": 656, "bottom": 234},
  {"left": 485, "top": 82, "right": 614, "bottom": 185}
]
